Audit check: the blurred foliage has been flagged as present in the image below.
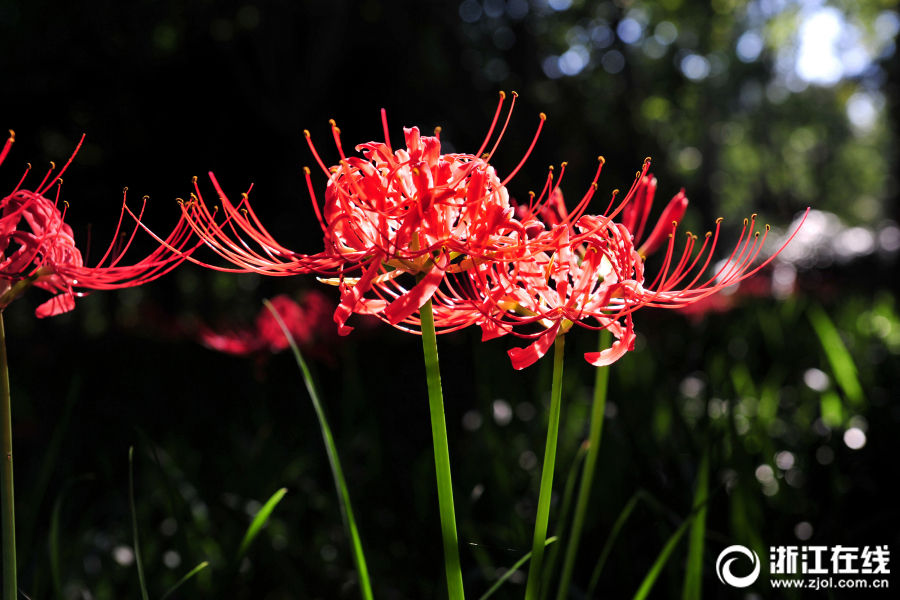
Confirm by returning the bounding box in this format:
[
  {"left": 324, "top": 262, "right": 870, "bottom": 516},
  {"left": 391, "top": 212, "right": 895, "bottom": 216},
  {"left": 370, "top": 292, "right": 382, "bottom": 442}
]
[{"left": 0, "top": 0, "right": 898, "bottom": 598}]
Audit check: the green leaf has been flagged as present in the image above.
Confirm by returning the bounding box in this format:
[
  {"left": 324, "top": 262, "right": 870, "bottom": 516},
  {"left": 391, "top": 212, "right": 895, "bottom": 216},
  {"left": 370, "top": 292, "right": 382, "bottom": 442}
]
[
  {"left": 479, "top": 537, "right": 558, "bottom": 600},
  {"left": 49, "top": 475, "right": 95, "bottom": 600},
  {"left": 540, "top": 442, "right": 587, "bottom": 600},
  {"left": 682, "top": 450, "right": 709, "bottom": 600},
  {"left": 264, "top": 298, "right": 374, "bottom": 600},
  {"left": 129, "top": 446, "right": 151, "bottom": 600},
  {"left": 808, "top": 304, "right": 864, "bottom": 407},
  {"left": 238, "top": 487, "right": 288, "bottom": 559},
  {"left": 160, "top": 560, "right": 210, "bottom": 600},
  {"left": 820, "top": 391, "right": 844, "bottom": 427},
  {"left": 632, "top": 517, "right": 694, "bottom": 600},
  {"left": 49, "top": 494, "right": 62, "bottom": 598},
  {"left": 586, "top": 493, "right": 642, "bottom": 596}
]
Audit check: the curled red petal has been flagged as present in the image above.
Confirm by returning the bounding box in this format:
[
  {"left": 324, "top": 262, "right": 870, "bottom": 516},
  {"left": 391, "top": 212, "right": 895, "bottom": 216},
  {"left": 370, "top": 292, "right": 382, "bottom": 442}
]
[
  {"left": 35, "top": 292, "right": 75, "bottom": 318},
  {"left": 507, "top": 322, "right": 561, "bottom": 370},
  {"left": 334, "top": 259, "right": 382, "bottom": 335},
  {"left": 584, "top": 318, "right": 636, "bottom": 366},
  {"left": 480, "top": 319, "right": 511, "bottom": 341},
  {"left": 384, "top": 253, "right": 450, "bottom": 325}
]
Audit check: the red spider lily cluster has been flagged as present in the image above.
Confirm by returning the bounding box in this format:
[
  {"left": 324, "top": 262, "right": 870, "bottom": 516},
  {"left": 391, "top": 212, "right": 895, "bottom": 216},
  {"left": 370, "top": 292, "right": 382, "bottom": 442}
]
[
  {"left": 0, "top": 131, "right": 196, "bottom": 317},
  {"left": 167, "top": 93, "right": 807, "bottom": 369},
  {"left": 200, "top": 291, "right": 334, "bottom": 356}
]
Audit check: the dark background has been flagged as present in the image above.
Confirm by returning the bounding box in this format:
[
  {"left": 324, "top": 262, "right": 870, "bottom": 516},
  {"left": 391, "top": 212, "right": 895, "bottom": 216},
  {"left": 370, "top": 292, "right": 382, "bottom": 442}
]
[{"left": 1, "top": 0, "right": 898, "bottom": 598}]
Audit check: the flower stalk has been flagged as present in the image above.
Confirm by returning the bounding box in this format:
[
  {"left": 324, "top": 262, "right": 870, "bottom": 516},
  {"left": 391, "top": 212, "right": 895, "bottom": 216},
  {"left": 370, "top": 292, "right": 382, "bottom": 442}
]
[
  {"left": 556, "top": 328, "right": 612, "bottom": 600},
  {"left": 420, "top": 297, "right": 465, "bottom": 600},
  {"left": 0, "top": 312, "right": 15, "bottom": 600},
  {"left": 524, "top": 333, "right": 566, "bottom": 600}
]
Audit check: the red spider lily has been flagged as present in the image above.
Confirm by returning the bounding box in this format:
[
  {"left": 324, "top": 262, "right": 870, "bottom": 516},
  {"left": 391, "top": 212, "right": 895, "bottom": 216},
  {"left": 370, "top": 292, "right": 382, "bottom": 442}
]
[
  {"left": 0, "top": 130, "right": 198, "bottom": 317},
  {"left": 161, "top": 95, "right": 806, "bottom": 368},
  {"left": 175, "top": 92, "right": 556, "bottom": 334},
  {"left": 200, "top": 291, "right": 334, "bottom": 356},
  {"left": 453, "top": 215, "right": 641, "bottom": 369},
  {"left": 467, "top": 163, "right": 809, "bottom": 369}
]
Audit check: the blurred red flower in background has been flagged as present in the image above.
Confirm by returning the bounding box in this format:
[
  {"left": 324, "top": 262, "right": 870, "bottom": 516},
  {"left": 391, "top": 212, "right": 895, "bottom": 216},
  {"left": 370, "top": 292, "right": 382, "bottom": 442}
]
[{"left": 199, "top": 291, "right": 335, "bottom": 357}]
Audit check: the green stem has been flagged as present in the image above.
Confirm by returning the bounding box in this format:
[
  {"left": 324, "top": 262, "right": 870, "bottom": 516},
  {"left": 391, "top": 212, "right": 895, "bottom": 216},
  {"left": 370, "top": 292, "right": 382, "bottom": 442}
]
[
  {"left": 419, "top": 298, "right": 465, "bottom": 600},
  {"left": 555, "top": 328, "right": 611, "bottom": 600},
  {"left": 0, "top": 274, "right": 40, "bottom": 311},
  {"left": 0, "top": 313, "right": 16, "bottom": 600},
  {"left": 264, "top": 300, "right": 373, "bottom": 600},
  {"left": 524, "top": 333, "right": 566, "bottom": 600}
]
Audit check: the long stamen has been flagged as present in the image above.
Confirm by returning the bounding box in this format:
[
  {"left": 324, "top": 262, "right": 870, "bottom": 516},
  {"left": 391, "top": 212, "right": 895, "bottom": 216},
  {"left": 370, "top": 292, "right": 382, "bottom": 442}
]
[
  {"left": 501, "top": 112, "right": 545, "bottom": 186},
  {"left": 93, "top": 188, "right": 133, "bottom": 268},
  {"left": 485, "top": 91, "right": 518, "bottom": 161},
  {"left": 12, "top": 163, "right": 31, "bottom": 194},
  {"left": 603, "top": 158, "right": 652, "bottom": 225},
  {"left": 631, "top": 176, "right": 657, "bottom": 244},
  {"left": 0, "top": 130, "right": 13, "bottom": 167},
  {"left": 563, "top": 157, "right": 606, "bottom": 225},
  {"left": 303, "top": 166, "right": 329, "bottom": 235},
  {"left": 646, "top": 224, "right": 680, "bottom": 291},
  {"left": 38, "top": 134, "right": 85, "bottom": 195},
  {"left": 381, "top": 108, "right": 393, "bottom": 152},
  {"left": 329, "top": 119, "right": 350, "bottom": 164},
  {"left": 304, "top": 129, "right": 332, "bottom": 178},
  {"left": 34, "top": 161, "right": 56, "bottom": 195},
  {"left": 649, "top": 218, "right": 722, "bottom": 298},
  {"left": 531, "top": 165, "right": 555, "bottom": 211},
  {"left": 658, "top": 231, "right": 695, "bottom": 291},
  {"left": 474, "top": 90, "right": 507, "bottom": 158}
]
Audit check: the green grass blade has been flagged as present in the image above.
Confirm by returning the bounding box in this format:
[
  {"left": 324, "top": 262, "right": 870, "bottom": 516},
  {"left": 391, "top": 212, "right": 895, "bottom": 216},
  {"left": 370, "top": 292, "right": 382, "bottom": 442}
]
[
  {"left": 49, "top": 475, "right": 94, "bottom": 600},
  {"left": 238, "top": 487, "right": 288, "bottom": 559},
  {"left": 134, "top": 429, "right": 199, "bottom": 565},
  {"left": 49, "top": 493, "right": 62, "bottom": 598},
  {"left": 539, "top": 443, "right": 588, "bottom": 600},
  {"left": 47, "top": 475, "right": 94, "bottom": 599},
  {"left": 632, "top": 517, "right": 694, "bottom": 600},
  {"left": 263, "top": 299, "right": 374, "bottom": 600},
  {"left": 586, "top": 492, "right": 642, "bottom": 596},
  {"left": 22, "top": 375, "right": 80, "bottom": 569},
  {"left": 129, "top": 446, "right": 151, "bottom": 600},
  {"left": 479, "top": 537, "right": 558, "bottom": 600},
  {"left": 524, "top": 334, "right": 566, "bottom": 600},
  {"left": 682, "top": 450, "right": 709, "bottom": 600},
  {"left": 160, "top": 560, "right": 210, "bottom": 600},
  {"left": 808, "top": 303, "right": 864, "bottom": 407}
]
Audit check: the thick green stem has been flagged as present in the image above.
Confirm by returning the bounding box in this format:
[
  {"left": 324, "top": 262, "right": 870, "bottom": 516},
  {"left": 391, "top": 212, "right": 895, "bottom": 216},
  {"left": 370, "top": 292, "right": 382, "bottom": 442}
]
[
  {"left": 0, "top": 313, "right": 16, "bottom": 599},
  {"left": 524, "top": 333, "right": 566, "bottom": 600},
  {"left": 556, "top": 328, "right": 611, "bottom": 600},
  {"left": 420, "top": 299, "right": 465, "bottom": 600}
]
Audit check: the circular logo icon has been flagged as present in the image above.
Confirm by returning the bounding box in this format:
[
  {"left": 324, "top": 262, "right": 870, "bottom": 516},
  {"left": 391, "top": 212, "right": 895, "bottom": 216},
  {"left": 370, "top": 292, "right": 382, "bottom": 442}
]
[{"left": 716, "top": 545, "right": 761, "bottom": 588}]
